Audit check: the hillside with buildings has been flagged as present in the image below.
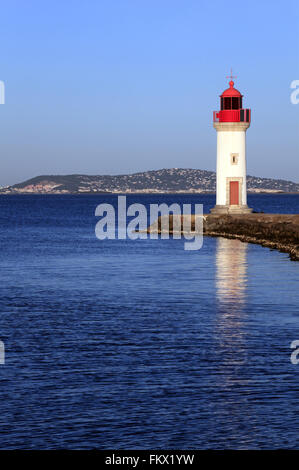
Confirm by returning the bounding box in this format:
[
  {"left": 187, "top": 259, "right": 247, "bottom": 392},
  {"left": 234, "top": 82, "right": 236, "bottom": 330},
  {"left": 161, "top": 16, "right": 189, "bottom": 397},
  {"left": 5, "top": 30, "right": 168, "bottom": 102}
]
[{"left": 1, "top": 168, "right": 298, "bottom": 194}]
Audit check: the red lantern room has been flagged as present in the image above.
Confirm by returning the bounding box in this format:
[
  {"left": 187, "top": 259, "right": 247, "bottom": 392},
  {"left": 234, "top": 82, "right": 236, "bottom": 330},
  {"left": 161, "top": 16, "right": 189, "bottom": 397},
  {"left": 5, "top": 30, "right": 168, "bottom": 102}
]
[{"left": 213, "top": 75, "right": 251, "bottom": 123}]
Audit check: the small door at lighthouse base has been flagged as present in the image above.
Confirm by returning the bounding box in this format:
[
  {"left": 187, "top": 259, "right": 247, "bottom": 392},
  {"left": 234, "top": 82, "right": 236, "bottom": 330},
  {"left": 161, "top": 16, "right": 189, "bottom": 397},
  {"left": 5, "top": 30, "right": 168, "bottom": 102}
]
[{"left": 230, "top": 181, "right": 239, "bottom": 205}]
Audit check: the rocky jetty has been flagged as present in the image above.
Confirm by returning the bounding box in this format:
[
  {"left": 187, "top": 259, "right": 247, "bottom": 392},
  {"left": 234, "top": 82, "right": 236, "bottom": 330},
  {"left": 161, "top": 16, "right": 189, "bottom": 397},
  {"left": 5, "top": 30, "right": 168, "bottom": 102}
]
[{"left": 147, "top": 213, "right": 299, "bottom": 261}]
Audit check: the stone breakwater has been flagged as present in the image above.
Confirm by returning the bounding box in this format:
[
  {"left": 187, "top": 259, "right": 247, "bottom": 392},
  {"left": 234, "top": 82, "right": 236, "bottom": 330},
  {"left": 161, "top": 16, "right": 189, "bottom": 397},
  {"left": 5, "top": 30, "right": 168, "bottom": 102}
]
[{"left": 147, "top": 214, "right": 299, "bottom": 261}]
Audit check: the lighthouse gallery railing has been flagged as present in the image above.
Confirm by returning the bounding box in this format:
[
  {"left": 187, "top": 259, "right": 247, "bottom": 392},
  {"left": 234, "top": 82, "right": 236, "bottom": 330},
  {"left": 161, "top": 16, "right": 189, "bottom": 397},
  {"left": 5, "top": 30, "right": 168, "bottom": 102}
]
[{"left": 213, "top": 109, "right": 251, "bottom": 123}]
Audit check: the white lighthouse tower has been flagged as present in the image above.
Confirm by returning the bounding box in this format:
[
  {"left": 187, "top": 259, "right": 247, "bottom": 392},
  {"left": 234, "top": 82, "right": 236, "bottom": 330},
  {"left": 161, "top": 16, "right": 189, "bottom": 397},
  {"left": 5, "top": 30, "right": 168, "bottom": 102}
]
[{"left": 211, "top": 73, "right": 252, "bottom": 214}]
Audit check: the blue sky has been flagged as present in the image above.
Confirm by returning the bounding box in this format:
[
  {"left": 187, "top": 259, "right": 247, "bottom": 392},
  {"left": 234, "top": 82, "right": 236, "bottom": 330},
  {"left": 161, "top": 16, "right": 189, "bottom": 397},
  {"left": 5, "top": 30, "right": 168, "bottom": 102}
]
[{"left": 0, "top": 0, "right": 298, "bottom": 185}]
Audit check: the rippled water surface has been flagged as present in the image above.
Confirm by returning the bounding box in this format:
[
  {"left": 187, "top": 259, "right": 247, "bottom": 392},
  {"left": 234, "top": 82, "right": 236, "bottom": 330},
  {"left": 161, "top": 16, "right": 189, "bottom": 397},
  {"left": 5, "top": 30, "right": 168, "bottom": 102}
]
[{"left": 0, "top": 194, "right": 298, "bottom": 449}]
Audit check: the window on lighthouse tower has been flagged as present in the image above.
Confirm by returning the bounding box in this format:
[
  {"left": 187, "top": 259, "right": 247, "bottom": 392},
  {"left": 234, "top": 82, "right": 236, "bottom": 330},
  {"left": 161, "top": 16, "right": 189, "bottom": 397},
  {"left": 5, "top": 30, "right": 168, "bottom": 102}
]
[
  {"left": 232, "top": 97, "right": 239, "bottom": 109},
  {"left": 221, "top": 96, "right": 243, "bottom": 110},
  {"left": 224, "top": 97, "right": 231, "bottom": 110},
  {"left": 231, "top": 153, "right": 239, "bottom": 165}
]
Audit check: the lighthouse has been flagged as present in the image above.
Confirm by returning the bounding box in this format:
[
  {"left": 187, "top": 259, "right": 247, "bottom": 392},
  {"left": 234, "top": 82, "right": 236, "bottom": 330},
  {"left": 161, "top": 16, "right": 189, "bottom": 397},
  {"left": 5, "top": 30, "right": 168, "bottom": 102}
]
[{"left": 211, "top": 73, "right": 252, "bottom": 214}]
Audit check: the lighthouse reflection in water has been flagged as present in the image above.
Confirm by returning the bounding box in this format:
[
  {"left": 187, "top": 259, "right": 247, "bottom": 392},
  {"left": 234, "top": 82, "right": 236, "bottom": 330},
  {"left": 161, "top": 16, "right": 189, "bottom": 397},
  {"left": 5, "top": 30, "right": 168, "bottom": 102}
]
[
  {"left": 215, "top": 237, "right": 249, "bottom": 369},
  {"left": 216, "top": 237, "right": 248, "bottom": 305}
]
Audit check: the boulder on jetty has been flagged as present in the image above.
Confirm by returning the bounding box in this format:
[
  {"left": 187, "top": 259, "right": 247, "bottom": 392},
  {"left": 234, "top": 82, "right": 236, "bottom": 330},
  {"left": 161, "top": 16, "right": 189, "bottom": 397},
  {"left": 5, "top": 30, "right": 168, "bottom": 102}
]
[{"left": 147, "top": 213, "right": 299, "bottom": 261}]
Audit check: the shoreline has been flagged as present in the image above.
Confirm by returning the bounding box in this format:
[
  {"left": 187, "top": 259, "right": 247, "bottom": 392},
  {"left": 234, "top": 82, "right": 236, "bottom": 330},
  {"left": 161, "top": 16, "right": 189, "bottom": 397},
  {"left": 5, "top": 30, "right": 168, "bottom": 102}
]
[
  {"left": 1, "top": 191, "right": 299, "bottom": 196},
  {"left": 205, "top": 231, "right": 299, "bottom": 261}
]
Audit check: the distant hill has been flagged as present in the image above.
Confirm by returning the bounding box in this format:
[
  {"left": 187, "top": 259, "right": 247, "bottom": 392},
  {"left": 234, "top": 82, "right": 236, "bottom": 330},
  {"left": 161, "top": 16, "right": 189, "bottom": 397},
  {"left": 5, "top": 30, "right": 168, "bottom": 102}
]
[{"left": 1, "top": 168, "right": 299, "bottom": 194}]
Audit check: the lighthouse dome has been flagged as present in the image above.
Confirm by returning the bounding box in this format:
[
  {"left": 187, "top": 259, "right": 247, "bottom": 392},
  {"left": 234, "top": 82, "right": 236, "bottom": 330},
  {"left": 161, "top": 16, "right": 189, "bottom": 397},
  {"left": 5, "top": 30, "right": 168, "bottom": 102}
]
[{"left": 221, "top": 80, "right": 242, "bottom": 97}]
